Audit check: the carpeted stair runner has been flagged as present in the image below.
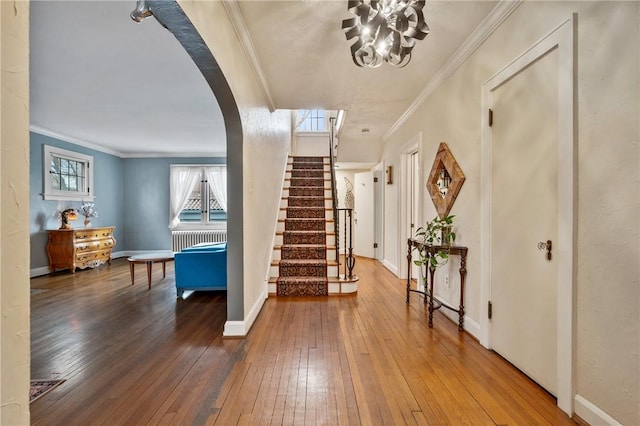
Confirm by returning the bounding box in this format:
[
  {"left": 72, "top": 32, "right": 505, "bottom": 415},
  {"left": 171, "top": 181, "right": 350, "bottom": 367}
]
[{"left": 277, "top": 156, "right": 329, "bottom": 296}]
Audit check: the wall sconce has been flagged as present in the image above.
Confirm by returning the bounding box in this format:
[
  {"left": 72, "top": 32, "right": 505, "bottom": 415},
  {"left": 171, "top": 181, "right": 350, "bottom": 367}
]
[{"left": 386, "top": 165, "right": 393, "bottom": 184}]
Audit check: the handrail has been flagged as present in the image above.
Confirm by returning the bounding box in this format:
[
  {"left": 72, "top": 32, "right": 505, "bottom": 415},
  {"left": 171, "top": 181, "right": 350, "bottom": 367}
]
[
  {"left": 336, "top": 208, "right": 355, "bottom": 279},
  {"left": 329, "top": 117, "right": 340, "bottom": 266}
]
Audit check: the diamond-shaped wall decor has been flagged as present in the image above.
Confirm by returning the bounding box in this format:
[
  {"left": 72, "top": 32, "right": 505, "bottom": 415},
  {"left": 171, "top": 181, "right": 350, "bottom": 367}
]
[{"left": 427, "top": 142, "right": 466, "bottom": 218}]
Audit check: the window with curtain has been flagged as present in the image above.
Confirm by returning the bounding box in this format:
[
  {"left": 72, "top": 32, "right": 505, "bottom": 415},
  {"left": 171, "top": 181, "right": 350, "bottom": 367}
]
[{"left": 169, "top": 165, "right": 227, "bottom": 228}]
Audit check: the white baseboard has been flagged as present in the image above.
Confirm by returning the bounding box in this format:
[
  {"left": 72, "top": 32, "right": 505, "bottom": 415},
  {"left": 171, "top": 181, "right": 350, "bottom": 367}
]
[
  {"left": 30, "top": 250, "right": 141, "bottom": 278},
  {"left": 382, "top": 259, "right": 398, "bottom": 276},
  {"left": 438, "top": 307, "right": 480, "bottom": 339},
  {"left": 223, "top": 286, "right": 267, "bottom": 338},
  {"left": 574, "top": 394, "right": 622, "bottom": 426},
  {"left": 30, "top": 266, "right": 50, "bottom": 278}
]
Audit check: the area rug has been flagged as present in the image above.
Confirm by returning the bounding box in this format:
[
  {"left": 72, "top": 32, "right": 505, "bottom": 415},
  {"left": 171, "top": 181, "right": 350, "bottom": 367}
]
[{"left": 30, "top": 379, "right": 65, "bottom": 403}]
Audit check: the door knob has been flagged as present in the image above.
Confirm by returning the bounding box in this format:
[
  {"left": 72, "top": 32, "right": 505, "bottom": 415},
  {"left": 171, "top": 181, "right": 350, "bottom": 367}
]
[{"left": 537, "top": 240, "right": 552, "bottom": 261}]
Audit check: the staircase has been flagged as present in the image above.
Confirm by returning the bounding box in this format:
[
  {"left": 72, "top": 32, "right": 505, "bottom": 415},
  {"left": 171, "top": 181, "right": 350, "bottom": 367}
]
[{"left": 269, "top": 156, "right": 357, "bottom": 296}]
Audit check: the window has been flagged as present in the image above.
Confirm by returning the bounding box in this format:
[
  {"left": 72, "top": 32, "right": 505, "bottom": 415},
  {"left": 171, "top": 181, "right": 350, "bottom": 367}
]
[
  {"left": 297, "top": 109, "right": 327, "bottom": 132},
  {"left": 43, "top": 145, "right": 94, "bottom": 201},
  {"left": 169, "top": 165, "right": 227, "bottom": 228}
]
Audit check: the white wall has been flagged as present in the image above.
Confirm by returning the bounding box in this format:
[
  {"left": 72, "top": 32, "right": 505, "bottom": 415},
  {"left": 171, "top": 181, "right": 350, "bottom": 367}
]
[
  {"left": 0, "top": 1, "right": 30, "bottom": 424},
  {"left": 295, "top": 133, "right": 330, "bottom": 157},
  {"left": 381, "top": 2, "right": 639, "bottom": 424},
  {"left": 180, "top": 1, "right": 292, "bottom": 336},
  {"left": 335, "top": 169, "right": 357, "bottom": 208}
]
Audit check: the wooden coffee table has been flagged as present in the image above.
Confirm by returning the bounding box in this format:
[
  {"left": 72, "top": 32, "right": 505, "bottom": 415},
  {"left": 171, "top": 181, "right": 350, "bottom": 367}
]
[{"left": 127, "top": 251, "right": 175, "bottom": 289}]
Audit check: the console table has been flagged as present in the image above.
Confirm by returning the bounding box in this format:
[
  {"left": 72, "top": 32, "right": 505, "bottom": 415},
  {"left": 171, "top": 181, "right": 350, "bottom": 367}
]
[
  {"left": 46, "top": 227, "right": 116, "bottom": 274},
  {"left": 406, "top": 238, "right": 468, "bottom": 331}
]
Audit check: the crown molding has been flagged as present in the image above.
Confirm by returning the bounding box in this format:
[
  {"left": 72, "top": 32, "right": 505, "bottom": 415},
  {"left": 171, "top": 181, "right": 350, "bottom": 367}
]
[
  {"left": 30, "top": 125, "right": 124, "bottom": 157},
  {"left": 383, "top": 0, "right": 523, "bottom": 141},
  {"left": 30, "top": 125, "right": 225, "bottom": 159},
  {"left": 222, "top": 0, "right": 276, "bottom": 112}
]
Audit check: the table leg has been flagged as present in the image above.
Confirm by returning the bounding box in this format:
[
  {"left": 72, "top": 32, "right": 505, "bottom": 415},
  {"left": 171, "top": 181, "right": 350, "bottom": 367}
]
[
  {"left": 129, "top": 262, "right": 135, "bottom": 286},
  {"left": 428, "top": 267, "right": 435, "bottom": 328},
  {"left": 162, "top": 260, "right": 166, "bottom": 278},
  {"left": 146, "top": 261, "right": 152, "bottom": 290},
  {"left": 459, "top": 254, "right": 467, "bottom": 331}
]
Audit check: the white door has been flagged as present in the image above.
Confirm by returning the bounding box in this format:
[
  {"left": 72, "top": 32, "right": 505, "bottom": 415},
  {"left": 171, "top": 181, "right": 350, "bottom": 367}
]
[
  {"left": 409, "top": 152, "right": 421, "bottom": 288},
  {"left": 490, "top": 48, "right": 558, "bottom": 395},
  {"left": 354, "top": 171, "right": 374, "bottom": 258}
]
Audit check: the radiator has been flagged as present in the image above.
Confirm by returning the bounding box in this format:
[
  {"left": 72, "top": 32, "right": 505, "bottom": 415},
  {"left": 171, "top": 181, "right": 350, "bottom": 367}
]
[{"left": 171, "top": 229, "right": 227, "bottom": 252}]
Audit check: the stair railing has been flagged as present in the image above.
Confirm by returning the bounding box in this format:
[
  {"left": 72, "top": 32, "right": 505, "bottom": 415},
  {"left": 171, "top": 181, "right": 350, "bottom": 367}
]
[
  {"left": 336, "top": 208, "right": 355, "bottom": 279},
  {"left": 329, "top": 117, "right": 340, "bottom": 264},
  {"left": 329, "top": 117, "right": 355, "bottom": 280}
]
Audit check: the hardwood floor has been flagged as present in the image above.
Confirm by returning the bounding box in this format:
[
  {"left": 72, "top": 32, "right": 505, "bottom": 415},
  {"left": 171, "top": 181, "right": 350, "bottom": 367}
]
[{"left": 30, "top": 257, "right": 575, "bottom": 425}]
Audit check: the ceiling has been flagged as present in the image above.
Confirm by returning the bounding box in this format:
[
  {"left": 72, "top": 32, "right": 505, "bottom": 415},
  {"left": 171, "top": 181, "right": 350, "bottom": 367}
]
[{"left": 30, "top": 1, "right": 498, "bottom": 161}]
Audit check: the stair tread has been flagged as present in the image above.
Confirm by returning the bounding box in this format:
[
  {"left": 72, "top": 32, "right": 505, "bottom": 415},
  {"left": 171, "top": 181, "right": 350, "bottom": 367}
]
[
  {"left": 276, "top": 231, "right": 335, "bottom": 235},
  {"left": 269, "top": 276, "right": 357, "bottom": 283},
  {"left": 272, "top": 259, "right": 338, "bottom": 266},
  {"left": 275, "top": 244, "right": 332, "bottom": 249},
  {"left": 280, "top": 218, "right": 334, "bottom": 222}
]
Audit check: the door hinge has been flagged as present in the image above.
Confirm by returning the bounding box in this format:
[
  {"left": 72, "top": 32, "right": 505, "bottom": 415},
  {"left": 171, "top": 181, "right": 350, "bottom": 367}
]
[
  {"left": 488, "top": 301, "right": 493, "bottom": 319},
  {"left": 488, "top": 109, "right": 493, "bottom": 127},
  {"left": 373, "top": 177, "right": 379, "bottom": 183},
  {"left": 373, "top": 243, "right": 378, "bottom": 248}
]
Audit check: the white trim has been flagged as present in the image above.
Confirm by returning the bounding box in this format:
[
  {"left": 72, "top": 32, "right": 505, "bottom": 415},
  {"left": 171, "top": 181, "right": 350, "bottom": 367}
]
[
  {"left": 30, "top": 266, "right": 51, "bottom": 278},
  {"left": 43, "top": 144, "right": 94, "bottom": 201},
  {"left": 266, "top": 156, "right": 289, "bottom": 282},
  {"left": 30, "top": 250, "right": 129, "bottom": 278},
  {"left": 463, "top": 316, "right": 480, "bottom": 339},
  {"left": 223, "top": 287, "right": 267, "bottom": 337},
  {"left": 384, "top": 1, "right": 522, "bottom": 141},
  {"left": 31, "top": 125, "right": 226, "bottom": 159},
  {"left": 439, "top": 308, "right": 481, "bottom": 339},
  {"left": 574, "top": 395, "right": 622, "bottom": 426},
  {"left": 480, "top": 16, "right": 576, "bottom": 415},
  {"left": 223, "top": 321, "right": 247, "bottom": 337},
  {"left": 120, "top": 151, "right": 226, "bottom": 159},
  {"left": 382, "top": 259, "right": 398, "bottom": 276},
  {"left": 222, "top": 0, "right": 276, "bottom": 112},
  {"left": 294, "top": 131, "right": 331, "bottom": 138},
  {"left": 31, "top": 125, "right": 122, "bottom": 157},
  {"left": 397, "top": 133, "right": 421, "bottom": 280}
]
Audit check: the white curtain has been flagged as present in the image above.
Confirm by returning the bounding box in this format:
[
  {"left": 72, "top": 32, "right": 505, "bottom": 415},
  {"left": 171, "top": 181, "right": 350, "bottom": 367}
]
[
  {"left": 169, "top": 166, "right": 201, "bottom": 228},
  {"left": 205, "top": 166, "right": 227, "bottom": 212}
]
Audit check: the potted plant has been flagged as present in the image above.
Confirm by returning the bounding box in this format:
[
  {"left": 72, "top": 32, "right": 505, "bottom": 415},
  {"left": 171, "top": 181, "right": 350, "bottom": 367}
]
[{"left": 413, "top": 214, "right": 456, "bottom": 272}]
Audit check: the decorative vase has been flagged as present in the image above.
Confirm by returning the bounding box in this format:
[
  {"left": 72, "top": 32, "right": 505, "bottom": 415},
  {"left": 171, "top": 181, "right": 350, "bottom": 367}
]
[{"left": 84, "top": 217, "right": 91, "bottom": 228}]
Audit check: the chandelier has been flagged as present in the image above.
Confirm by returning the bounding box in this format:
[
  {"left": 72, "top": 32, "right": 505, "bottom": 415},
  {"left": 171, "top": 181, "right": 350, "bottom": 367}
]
[{"left": 342, "top": 0, "right": 429, "bottom": 68}]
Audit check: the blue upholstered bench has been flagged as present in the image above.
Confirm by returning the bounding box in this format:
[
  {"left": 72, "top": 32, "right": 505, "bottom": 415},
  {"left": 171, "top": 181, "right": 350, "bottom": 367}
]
[{"left": 174, "top": 242, "right": 227, "bottom": 298}]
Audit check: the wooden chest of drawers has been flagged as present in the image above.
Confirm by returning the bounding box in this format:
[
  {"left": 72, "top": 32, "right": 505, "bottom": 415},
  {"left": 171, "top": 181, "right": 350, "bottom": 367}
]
[{"left": 46, "top": 227, "right": 116, "bottom": 274}]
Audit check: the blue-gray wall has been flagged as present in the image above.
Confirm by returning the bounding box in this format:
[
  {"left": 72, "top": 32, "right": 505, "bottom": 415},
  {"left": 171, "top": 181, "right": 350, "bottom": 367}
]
[
  {"left": 122, "top": 157, "right": 224, "bottom": 251},
  {"left": 30, "top": 132, "right": 224, "bottom": 272},
  {"left": 30, "top": 132, "right": 125, "bottom": 271}
]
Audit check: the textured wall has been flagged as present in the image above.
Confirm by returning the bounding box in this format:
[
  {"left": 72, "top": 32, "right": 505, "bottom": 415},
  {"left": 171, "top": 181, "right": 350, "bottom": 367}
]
[
  {"left": 179, "top": 0, "right": 292, "bottom": 332},
  {"left": 382, "top": 2, "right": 639, "bottom": 423},
  {"left": 1, "top": 1, "right": 30, "bottom": 424},
  {"left": 295, "top": 133, "right": 330, "bottom": 157}
]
